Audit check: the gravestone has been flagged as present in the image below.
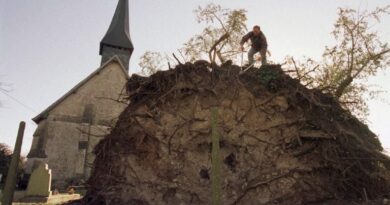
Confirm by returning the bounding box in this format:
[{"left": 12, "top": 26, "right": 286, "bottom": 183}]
[
  {"left": 19, "top": 163, "right": 80, "bottom": 204},
  {"left": 26, "top": 163, "right": 52, "bottom": 197}
]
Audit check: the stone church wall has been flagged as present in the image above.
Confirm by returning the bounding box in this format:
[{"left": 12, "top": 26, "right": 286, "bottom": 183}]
[{"left": 26, "top": 61, "right": 128, "bottom": 188}]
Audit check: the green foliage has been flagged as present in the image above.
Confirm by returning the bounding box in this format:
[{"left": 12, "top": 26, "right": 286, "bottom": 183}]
[
  {"left": 257, "top": 68, "right": 280, "bottom": 85},
  {"left": 285, "top": 5, "right": 390, "bottom": 120}
]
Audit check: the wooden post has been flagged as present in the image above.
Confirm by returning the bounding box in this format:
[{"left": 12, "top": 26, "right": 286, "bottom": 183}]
[
  {"left": 211, "top": 108, "right": 221, "bottom": 205},
  {"left": 1, "top": 121, "right": 25, "bottom": 205}
]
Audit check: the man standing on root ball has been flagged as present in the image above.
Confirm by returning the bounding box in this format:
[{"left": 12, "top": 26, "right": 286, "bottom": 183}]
[{"left": 240, "top": 25, "right": 268, "bottom": 66}]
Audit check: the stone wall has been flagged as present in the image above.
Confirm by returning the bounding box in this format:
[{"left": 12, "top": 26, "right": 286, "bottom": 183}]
[{"left": 48, "top": 62, "right": 128, "bottom": 125}]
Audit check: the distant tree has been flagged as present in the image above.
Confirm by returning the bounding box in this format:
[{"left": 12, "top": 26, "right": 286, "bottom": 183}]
[
  {"left": 0, "top": 143, "right": 25, "bottom": 187},
  {"left": 139, "top": 3, "right": 248, "bottom": 75},
  {"left": 285, "top": 6, "right": 390, "bottom": 119},
  {"left": 0, "top": 143, "right": 13, "bottom": 184}
]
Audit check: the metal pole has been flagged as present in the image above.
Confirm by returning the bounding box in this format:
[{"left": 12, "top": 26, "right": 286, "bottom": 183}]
[
  {"left": 240, "top": 51, "right": 244, "bottom": 67},
  {"left": 1, "top": 121, "right": 25, "bottom": 205},
  {"left": 211, "top": 108, "right": 221, "bottom": 205}
]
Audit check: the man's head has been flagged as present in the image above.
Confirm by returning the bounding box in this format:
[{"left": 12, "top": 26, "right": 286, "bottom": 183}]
[{"left": 253, "top": 25, "right": 261, "bottom": 35}]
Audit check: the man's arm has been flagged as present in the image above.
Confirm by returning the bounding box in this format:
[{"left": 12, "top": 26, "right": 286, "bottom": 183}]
[{"left": 240, "top": 31, "right": 253, "bottom": 46}]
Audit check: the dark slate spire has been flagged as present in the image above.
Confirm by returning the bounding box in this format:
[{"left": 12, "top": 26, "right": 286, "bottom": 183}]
[{"left": 100, "top": 0, "right": 134, "bottom": 71}]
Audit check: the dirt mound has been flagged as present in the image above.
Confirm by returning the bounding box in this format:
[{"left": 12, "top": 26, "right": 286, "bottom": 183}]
[{"left": 83, "top": 62, "right": 390, "bottom": 204}]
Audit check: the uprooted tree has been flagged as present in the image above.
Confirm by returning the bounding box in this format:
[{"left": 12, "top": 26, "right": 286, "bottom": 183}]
[
  {"left": 72, "top": 4, "right": 390, "bottom": 205},
  {"left": 81, "top": 63, "right": 390, "bottom": 205},
  {"left": 285, "top": 6, "right": 390, "bottom": 119}
]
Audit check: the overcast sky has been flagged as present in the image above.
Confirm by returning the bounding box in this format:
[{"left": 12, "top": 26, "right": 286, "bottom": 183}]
[{"left": 1, "top": 0, "right": 390, "bottom": 155}]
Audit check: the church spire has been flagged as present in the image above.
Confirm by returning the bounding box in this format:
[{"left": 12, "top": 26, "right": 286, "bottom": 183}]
[{"left": 100, "top": 0, "right": 134, "bottom": 71}]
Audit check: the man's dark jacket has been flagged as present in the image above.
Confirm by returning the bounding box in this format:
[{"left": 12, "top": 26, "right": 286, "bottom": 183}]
[{"left": 240, "top": 31, "right": 268, "bottom": 51}]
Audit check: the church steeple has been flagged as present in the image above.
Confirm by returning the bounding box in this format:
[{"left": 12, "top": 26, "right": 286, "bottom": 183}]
[{"left": 100, "top": 0, "right": 134, "bottom": 71}]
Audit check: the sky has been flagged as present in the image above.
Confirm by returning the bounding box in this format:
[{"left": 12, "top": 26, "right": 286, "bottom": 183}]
[{"left": 0, "top": 0, "right": 390, "bottom": 155}]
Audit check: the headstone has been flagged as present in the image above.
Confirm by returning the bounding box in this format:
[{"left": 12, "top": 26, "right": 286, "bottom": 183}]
[{"left": 26, "top": 163, "right": 52, "bottom": 197}]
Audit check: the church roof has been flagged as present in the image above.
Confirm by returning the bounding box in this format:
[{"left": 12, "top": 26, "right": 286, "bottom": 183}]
[
  {"left": 32, "top": 56, "right": 129, "bottom": 124},
  {"left": 99, "top": 0, "right": 134, "bottom": 54}
]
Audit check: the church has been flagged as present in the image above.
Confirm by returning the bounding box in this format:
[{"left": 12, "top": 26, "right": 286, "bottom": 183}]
[{"left": 25, "top": 0, "right": 133, "bottom": 188}]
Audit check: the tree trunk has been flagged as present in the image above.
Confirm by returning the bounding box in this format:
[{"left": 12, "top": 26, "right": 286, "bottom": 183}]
[{"left": 335, "top": 75, "right": 353, "bottom": 98}]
